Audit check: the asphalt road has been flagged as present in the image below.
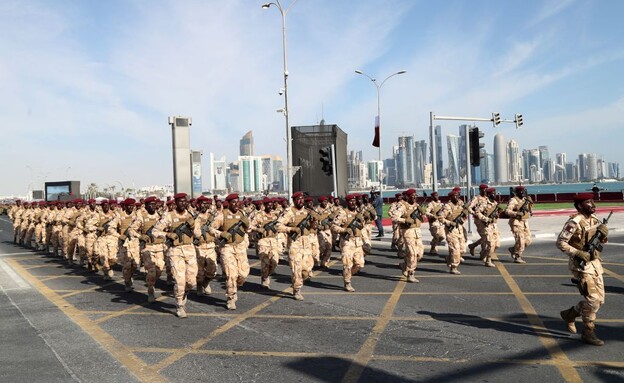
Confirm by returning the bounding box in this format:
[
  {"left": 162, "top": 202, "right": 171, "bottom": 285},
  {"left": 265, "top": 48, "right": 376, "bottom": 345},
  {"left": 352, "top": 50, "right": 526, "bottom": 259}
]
[{"left": 0, "top": 215, "right": 623, "bottom": 383}]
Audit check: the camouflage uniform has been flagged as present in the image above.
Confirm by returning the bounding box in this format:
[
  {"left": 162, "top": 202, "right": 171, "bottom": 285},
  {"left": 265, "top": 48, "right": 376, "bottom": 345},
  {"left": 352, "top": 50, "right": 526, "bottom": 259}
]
[
  {"left": 505, "top": 194, "right": 532, "bottom": 263},
  {"left": 315, "top": 201, "right": 335, "bottom": 268},
  {"left": 391, "top": 193, "right": 425, "bottom": 282},
  {"left": 472, "top": 195, "right": 500, "bottom": 267},
  {"left": 130, "top": 208, "right": 167, "bottom": 301},
  {"left": 332, "top": 198, "right": 365, "bottom": 292},
  {"left": 250, "top": 208, "right": 280, "bottom": 288},
  {"left": 112, "top": 208, "right": 141, "bottom": 290},
  {"left": 95, "top": 209, "right": 118, "bottom": 279},
  {"left": 425, "top": 198, "right": 445, "bottom": 255},
  {"left": 557, "top": 209, "right": 608, "bottom": 346},
  {"left": 153, "top": 209, "right": 198, "bottom": 315},
  {"left": 193, "top": 209, "right": 219, "bottom": 296},
  {"left": 277, "top": 201, "right": 315, "bottom": 300},
  {"left": 438, "top": 198, "right": 468, "bottom": 274},
  {"left": 210, "top": 205, "right": 250, "bottom": 310}
]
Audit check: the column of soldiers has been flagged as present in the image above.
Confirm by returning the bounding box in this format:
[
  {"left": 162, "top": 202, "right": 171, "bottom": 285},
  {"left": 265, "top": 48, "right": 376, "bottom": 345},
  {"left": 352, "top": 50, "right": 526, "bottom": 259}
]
[{"left": 20, "top": 187, "right": 618, "bottom": 347}]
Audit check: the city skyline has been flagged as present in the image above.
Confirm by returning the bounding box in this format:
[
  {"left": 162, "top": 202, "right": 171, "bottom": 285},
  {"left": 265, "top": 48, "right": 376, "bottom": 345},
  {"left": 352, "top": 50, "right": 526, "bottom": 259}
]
[{"left": 2, "top": 0, "right": 624, "bottom": 196}]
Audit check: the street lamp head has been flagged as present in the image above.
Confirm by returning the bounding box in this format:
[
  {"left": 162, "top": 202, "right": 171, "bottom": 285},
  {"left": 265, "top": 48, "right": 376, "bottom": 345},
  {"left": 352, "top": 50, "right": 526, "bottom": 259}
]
[
  {"left": 261, "top": 3, "right": 272, "bottom": 9},
  {"left": 397, "top": 70, "right": 407, "bottom": 75},
  {"left": 354, "top": 69, "right": 363, "bottom": 74}
]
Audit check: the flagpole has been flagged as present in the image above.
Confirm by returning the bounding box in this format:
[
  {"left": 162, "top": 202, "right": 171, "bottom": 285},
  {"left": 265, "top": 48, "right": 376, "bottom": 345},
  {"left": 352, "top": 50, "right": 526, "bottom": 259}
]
[{"left": 355, "top": 69, "right": 407, "bottom": 191}]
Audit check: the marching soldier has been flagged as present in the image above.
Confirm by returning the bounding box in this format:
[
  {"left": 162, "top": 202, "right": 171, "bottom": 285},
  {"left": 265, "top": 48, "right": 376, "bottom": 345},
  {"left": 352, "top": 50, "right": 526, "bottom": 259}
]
[
  {"left": 439, "top": 191, "right": 468, "bottom": 275},
  {"left": 304, "top": 197, "right": 322, "bottom": 267},
  {"left": 276, "top": 191, "right": 315, "bottom": 301},
  {"left": 249, "top": 196, "right": 280, "bottom": 288},
  {"left": 9, "top": 200, "right": 23, "bottom": 244},
  {"left": 388, "top": 193, "right": 404, "bottom": 251},
  {"left": 208, "top": 193, "right": 250, "bottom": 310},
  {"left": 193, "top": 196, "right": 218, "bottom": 297},
  {"left": 66, "top": 200, "right": 85, "bottom": 264},
  {"left": 331, "top": 194, "right": 365, "bottom": 292},
  {"left": 358, "top": 194, "right": 377, "bottom": 255},
  {"left": 95, "top": 200, "right": 118, "bottom": 280},
  {"left": 505, "top": 185, "right": 533, "bottom": 264},
  {"left": 557, "top": 193, "right": 609, "bottom": 346},
  {"left": 152, "top": 193, "right": 198, "bottom": 318},
  {"left": 111, "top": 198, "right": 141, "bottom": 291},
  {"left": 425, "top": 192, "right": 445, "bottom": 255},
  {"left": 390, "top": 188, "right": 425, "bottom": 282},
  {"left": 472, "top": 188, "right": 501, "bottom": 267},
  {"left": 79, "top": 199, "right": 101, "bottom": 271},
  {"left": 467, "top": 184, "right": 489, "bottom": 257},
  {"left": 129, "top": 196, "right": 167, "bottom": 303},
  {"left": 315, "top": 196, "right": 334, "bottom": 268}
]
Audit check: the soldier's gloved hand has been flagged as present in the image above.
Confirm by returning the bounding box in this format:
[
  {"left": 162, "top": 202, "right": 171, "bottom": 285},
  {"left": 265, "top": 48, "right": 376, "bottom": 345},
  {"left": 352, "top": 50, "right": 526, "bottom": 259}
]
[
  {"left": 220, "top": 232, "right": 232, "bottom": 242},
  {"left": 240, "top": 216, "right": 250, "bottom": 228},
  {"left": 185, "top": 217, "right": 195, "bottom": 228},
  {"left": 96, "top": 227, "right": 104, "bottom": 234},
  {"left": 597, "top": 224, "right": 609, "bottom": 238},
  {"left": 166, "top": 233, "right": 178, "bottom": 240},
  {"left": 447, "top": 221, "right": 457, "bottom": 228},
  {"left": 140, "top": 234, "right": 150, "bottom": 243},
  {"left": 344, "top": 228, "right": 354, "bottom": 237},
  {"left": 483, "top": 217, "right": 491, "bottom": 224},
  {"left": 119, "top": 234, "right": 127, "bottom": 241},
  {"left": 576, "top": 250, "right": 591, "bottom": 262},
  {"left": 404, "top": 217, "right": 415, "bottom": 225}
]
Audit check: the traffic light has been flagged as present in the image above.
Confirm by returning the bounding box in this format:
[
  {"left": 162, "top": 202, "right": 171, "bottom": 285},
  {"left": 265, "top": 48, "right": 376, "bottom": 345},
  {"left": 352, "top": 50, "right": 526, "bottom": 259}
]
[
  {"left": 469, "top": 127, "right": 485, "bottom": 166},
  {"left": 319, "top": 146, "right": 333, "bottom": 176},
  {"left": 492, "top": 112, "right": 501, "bottom": 127},
  {"left": 515, "top": 114, "right": 523, "bottom": 129}
]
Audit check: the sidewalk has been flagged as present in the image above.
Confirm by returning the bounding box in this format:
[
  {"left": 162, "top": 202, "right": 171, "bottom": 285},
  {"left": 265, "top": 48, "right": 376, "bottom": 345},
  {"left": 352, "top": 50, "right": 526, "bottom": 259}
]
[{"left": 375, "top": 206, "right": 624, "bottom": 245}]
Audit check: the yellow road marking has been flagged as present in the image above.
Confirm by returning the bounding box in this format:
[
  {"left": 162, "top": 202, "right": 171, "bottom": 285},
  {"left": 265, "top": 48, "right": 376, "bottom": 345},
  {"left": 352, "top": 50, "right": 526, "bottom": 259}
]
[
  {"left": 59, "top": 281, "right": 117, "bottom": 298},
  {"left": 602, "top": 267, "right": 624, "bottom": 283},
  {"left": 5, "top": 258, "right": 166, "bottom": 382},
  {"left": 492, "top": 254, "right": 582, "bottom": 383},
  {"left": 153, "top": 259, "right": 338, "bottom": 372},
  {"left": 341, "top": 278, "right": 407, "bottom": 383}
]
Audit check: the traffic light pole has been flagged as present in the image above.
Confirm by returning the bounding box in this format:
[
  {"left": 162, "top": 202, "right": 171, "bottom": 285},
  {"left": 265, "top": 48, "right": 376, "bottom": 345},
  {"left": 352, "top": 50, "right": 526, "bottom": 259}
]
[{"left": 331, "top": 144, "right": 337, "bottom": 197}]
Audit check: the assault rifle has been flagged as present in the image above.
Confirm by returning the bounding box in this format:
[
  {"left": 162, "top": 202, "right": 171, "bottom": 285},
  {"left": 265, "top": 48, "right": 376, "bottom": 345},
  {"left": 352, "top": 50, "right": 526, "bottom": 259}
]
[
  {"left": 447, "top": 208, "right": 469, "bottom": 231},
  {"left": 289, "top": 213, "right": 313, "bottom": 241},
  {"left": 518, "top": 197, "right": 533, "bottom": 218},
  {"left": 343, "top": 215, "right": 364, "bottom": 241},
  {"left": 409, "top": 205, "right": 426, "bottom": 223},
  {"left": 578, "top": 210, "right": 613, "bottom": 269},
  {"left": 262, "top": 220, "right": 279, "bottom": 238},
  {"left": 199, "top": 213, "right": 216, "bottom": 242},
  {"left": 98, "top": 219, "right": 113, "bottom": 236},
  {"left": 486, "top": 203, "right": 501, "bottom": 224},
  {"left": 216, "top": 220, "right": 247, "bottom": 246},
  {"left": 166, "top": 221, "right": 194, "bottom": 246},
  {"left": 319, "top": 216, "right": 332, "bottom": 230},
  {"left": 139, "top": 226, "right": 156, "bottom": 247}
]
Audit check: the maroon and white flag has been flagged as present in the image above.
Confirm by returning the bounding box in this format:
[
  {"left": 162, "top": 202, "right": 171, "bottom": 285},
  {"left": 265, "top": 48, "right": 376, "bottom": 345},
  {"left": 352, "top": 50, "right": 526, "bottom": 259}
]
[{"left": 372, "top": 116, "right": 380, "bottom": 147}]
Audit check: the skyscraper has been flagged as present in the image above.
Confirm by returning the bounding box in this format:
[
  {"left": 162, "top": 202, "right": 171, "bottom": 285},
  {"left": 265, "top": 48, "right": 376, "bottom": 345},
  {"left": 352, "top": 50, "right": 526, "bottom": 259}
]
[
  {"left": 240, "top": 130, "right": 254, "bottom": 156},
  {"left": 586, "top": 153, "right": 598, "bottom": 180},
  {"left": 414, "top": 140, "right": 427, "bottom": 186},
  {"left": 434, "top": 125, "right": 443, "bottom": 179},
  {"left": 508, "top": 140, "right": 522, "bottom": 183},
  {"left": 556, "top": 153, "right": 567, "bottom": 182},
  {"left": 493, "top": 133, "right": 508, "bottom": 184},
  {"left": 447, "top": 134, "right": 460, "bottom": 185},
  {"left": 397, "top": 136, "right": 415, "bottom": 187}
]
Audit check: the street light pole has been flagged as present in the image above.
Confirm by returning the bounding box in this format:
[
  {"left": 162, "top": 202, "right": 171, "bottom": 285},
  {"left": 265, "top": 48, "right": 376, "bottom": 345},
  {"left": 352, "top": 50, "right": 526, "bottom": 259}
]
[
  {"left": 354, "top": 69, "right": 406, "bottom": 190},
  {"left": 263, "top": 0, "right": 298, "bottom": 198}
]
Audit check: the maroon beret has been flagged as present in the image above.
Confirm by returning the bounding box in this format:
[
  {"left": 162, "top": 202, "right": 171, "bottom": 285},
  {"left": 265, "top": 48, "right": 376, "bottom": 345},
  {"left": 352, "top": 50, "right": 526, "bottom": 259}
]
[
  {"left": 448, "top": 191, "right": 459, "bottom": 197},
  {"left": 166, "top": 199, "right": 175, "bottom": 205},
  {"left": 574, "top": 193, "right": 594, "bottom": 203},
  {"left": 252, "top": 199, "right": 263, "bottom": 205},
  {"left": 292, "top": 191, "right": 304, "bottom": 199},
  {"left": 225, "top": 193, "right": 239, "bottom": 202},
  {"left": 144, "top": 196, "right": 158, "bottom": 204},
  {"left": 318, "top": 196, "right": 328, "bottom": 202},
  {"left": 479, "top": 184, "right": 488, "bottom": 189},
  {"left": 88, "top": 199, "right": 96, "bottom": 204},
  {"left": 486, "top": 187, "right": 496, "bottom": 193},
  {"left": 197, "top": 195, "right": 212, "bottom": 203},
  {"left": 345, "top": 194, "right": 356, "bottom": 201},
  {"left": 515, "top": 186, "right": 525, "bottom": 191},
  {"left": 122, "top": 198, "right": 136, "bottom": 206},
  {"left": 404, "top": 188, "right": 417, "bottom": 196},
  {"left": 173, "top": 192, "right": 188, "bottom": 200}
]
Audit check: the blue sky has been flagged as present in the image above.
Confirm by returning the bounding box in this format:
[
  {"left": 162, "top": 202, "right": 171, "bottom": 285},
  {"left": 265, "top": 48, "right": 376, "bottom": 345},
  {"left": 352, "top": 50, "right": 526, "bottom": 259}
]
[{"left": 2, "top": 0, "right": 623, "bottom": 196}]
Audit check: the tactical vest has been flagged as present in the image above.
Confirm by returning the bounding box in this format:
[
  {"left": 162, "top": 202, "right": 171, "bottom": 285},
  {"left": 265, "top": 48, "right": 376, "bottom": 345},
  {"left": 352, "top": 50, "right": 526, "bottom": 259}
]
[
  {"left": 343, "top": 210, "right": 364, "bottom": 238},
  {"left": 511, "top": 196, "right": 531, "bottom": 220},
  {"left": 448, "top": 203, "right": 465, "bottom": 221},
  {"left": 169, "top": 213, "right": 194, "bottom": 246},
  {"left": 259, "top": 211, "right": 279, "bottom": 239},
  {"left": 118, "top": 213, "right": 135, "bottom": 237},
  {"left": 142, "top": 212, "right": 165, "bottom": 245},
  {"left": 291, "top": 208, "right": 313, "bottom": 238},
  {"left": 196, "top": 212, "right": 216, "bottom": 244},
  {"left": 567, "top": 214, "right": 599, "bottom": 259},
  {"left": 404, "top": 203, "right": 422, "bottom": 228},
  {"left": 67, "top": 210, "right": 81, "bottom": 228},
  {"left": 222, "top": 212, "right": 246, "bottom": 245}
]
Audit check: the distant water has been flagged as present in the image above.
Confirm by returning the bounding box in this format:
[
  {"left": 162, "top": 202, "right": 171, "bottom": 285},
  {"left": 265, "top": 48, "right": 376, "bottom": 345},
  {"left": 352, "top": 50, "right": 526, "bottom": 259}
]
[{"left": 381, "top": 181, "right": 624, "bottom": 198}]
